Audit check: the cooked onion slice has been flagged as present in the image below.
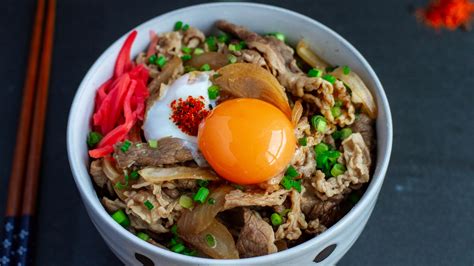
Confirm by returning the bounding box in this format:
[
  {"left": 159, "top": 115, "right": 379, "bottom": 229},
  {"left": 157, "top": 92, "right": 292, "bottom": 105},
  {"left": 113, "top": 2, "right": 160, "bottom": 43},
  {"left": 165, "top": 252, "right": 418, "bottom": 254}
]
[
  {"left": 138, "top": 167, "right": 219, "bottom": 183},
  {"left": 185, "top": 52, "right": 229, "bottom": 70},
  {"left": 177, "top": 185, "right": 232, "bottom": 235},
  {"left": 291, "top": 100, "right": 303, "bottom": 126},
  {"left": 180, "top": 219, "right": 239, "bottom": 259},
  {"left": 213, "top": 63, "right": 292, "bottom": 118},
  {"left": 331, "top": 67, "right": 377, "bottom": 119},
  {"left": 296, "top": 39, "right": 329, "bottom": 70}
]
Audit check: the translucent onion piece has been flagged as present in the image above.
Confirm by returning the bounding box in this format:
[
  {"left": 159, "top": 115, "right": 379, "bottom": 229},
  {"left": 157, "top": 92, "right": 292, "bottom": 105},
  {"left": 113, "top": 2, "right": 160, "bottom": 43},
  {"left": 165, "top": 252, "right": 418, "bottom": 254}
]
[
  {"left": 138, "top": 167, "right": 219, "bottom": 183},
  {"left": 185, "top": 52, "right": 229, "bottom": 70},
  {"left": 296, "top": 39, "right": 329, "bottom": 69},
  {"left": 331, "top": 67, "right": 377, "bottom": 119},
  {"left": 291, "top": 100, "right": 303, "bottom": 126},
  {"left": 214, "top": 63, "right": 292, "bottom": 118},
  {"left": 177, "top": 185, "right": 232, "bottom": 235},
  {"left": 102, "top": 157, "right": 121, "bottom": 182},
  {"left": 180, "top": 219, "right": 239, "bottom": 259}
]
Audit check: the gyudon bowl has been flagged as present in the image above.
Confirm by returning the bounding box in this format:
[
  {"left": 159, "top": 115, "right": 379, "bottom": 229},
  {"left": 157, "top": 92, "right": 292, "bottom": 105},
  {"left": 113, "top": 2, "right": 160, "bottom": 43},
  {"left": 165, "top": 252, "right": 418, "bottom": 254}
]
[{"left": 67, "top": 3, "right": 392, "bottom": 265}]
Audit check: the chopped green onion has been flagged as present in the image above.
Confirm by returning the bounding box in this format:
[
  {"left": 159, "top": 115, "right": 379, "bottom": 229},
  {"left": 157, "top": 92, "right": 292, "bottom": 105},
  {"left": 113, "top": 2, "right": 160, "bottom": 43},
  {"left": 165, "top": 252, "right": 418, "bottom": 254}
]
[
  {"left": 200, "top": 64, "right": 211, "bottom": 71},
  {"left": 327, "top": 150, "right": 341, "bottom": 164},
  {"left": 208, "top": 85, "right": 220, "bottom": 100},
  {"left": 137, "top": 232, "right": 150, "bottom": 241},
  {"left": 171, "top": 243, "right": 185, "bottom": 253},
  {"left": 314, "top": 143, "right": 329, "bottom": 155},
  {"left": 323, "top": 74, "right": 336, "bottom": 84},
  {"left": 217, "top": 33, "right": 230, "bottom": 43},
  {"left": 285, "top": 165, "right": 299, "bottom": 178},
  {"left": 148, "top": 54, "right": 157, "bottom": 64},
  {"left": 111, "top": 210, "right": 130, "bottom": 227},
  {"left": 181, "top": 54, "right": 192, "bottom": 61},
  {"left": 270, "top": 213, "right": 283, "bottom": 226},
  {"left": 193, "top": 187, "right": 210, "bottom": 203},
  {"left": 331, "top": 106, "right": 342, "bottom": 118},
  {"left": 174, "top": 21, "right": 183, "bottom": 31},
  {"left": 206, "top": 36, "right": 217, "bottom": 51},
  {"left": 331, "top": 163, "right": 346, "bottom": 177},
  {"left": 267, "top": 32, "right": 286, "bottom": 42},
  {"left": 228, "top": 43, "right": 242, "bottom": 52},
  {"left": 193, "top": 48, "right": 204, "bottom": 55},
  {"left": 204, "top": 234, "right": 216, "bottom": 248},
  {"left": 182, "top": 24, "right": 190, "bottom": 31},
  {"left": 144, "top": 200, "right": 154, "bottom": 210},
  {"left": 280, "top": 176, "right": 302, "bottom": 192},
  {"left": 171, "top": 224, "right": 178, "bottom": 235},
  {"left": 181, "top": 46, "right": 192, "bottom": 54},
  {"left": 307, "top": 68, "right": 323, "bottom": 78},
  {"left": 298, "top": 137, "right": 307, "bottom": 146},
  {"left": 179, "top": 195, "right": 193, "bottom": 209},
  {"left": 340, "top": 128, "right": 352, "bottom": 139},
  {"left": 156, "top": 55, "right": 167, "bottom": 68},
  {"left": 325, "top": 65, "right": 338, "bottom": 72},
  {"left": 240, "top": 41, "right": 247, "bottom": 49},
  {"left": 279, "top": 208, "right": 291, "bottom": 217},
  {"left": 129, "top": 170, "right": 139, "bottom": 180},
  {"left": 342, "top": 65, "right": 351, "bottom": 75},
  {"left": 184, "top": 66, "right": 196, "bottom": 73},
  {"left": 120, "top": 140, "right": 132, "bottom": 152},
  {"left": 114, "top": 181, "right": 128, "bottom": 190},
  {"left": 335, "top": 100, "right": 343, "bottom": 107},
  {"left": 332, "top": 130, "right": 342, "bottom": 140},
  {"left": 227, "top": 54, "right": 237, "bottom": 64},
  {"left": 311, "top": 115, "right": 327, "bottom": 133},
  {"left": 182, "top": 249, "right": 197, "bottom": 256},
  {"left": 87, "top": 131, "right": 102, "bottom": 148},
  {"left": 208, "top": 198, "right": 216, "bottom": 205},
  {"left": 316, "top": 152, "right": 329, "bottom": 173},
  {"left": 169, "top": 237, "right": 179, "bottom": 246},
  {"left": 197, "top": 179, "right": 209, "bottom": 187},
  {"left": 148, "top": 139, "right": 158, "bottom": 148}
]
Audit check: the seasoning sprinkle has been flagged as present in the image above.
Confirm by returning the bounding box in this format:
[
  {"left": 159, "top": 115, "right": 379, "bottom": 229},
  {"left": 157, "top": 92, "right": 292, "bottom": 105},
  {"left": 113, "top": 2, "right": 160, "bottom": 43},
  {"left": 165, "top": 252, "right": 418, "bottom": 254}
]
[{"left": 170, "top": 96, "right": 210, "bottom": 136}]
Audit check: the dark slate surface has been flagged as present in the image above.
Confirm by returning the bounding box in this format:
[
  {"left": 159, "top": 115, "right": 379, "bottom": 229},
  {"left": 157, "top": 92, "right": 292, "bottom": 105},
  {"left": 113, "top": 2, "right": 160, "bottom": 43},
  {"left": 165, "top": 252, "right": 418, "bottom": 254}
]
[{"left": 1, "top": 0, "right": 473, "bottom": 265}]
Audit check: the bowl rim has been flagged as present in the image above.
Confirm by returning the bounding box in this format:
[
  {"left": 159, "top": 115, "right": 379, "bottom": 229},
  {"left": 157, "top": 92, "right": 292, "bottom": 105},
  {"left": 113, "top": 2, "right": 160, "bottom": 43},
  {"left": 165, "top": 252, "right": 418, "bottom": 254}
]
[{"left": 67, "top": 2, "right": 393, "bottom": 264}]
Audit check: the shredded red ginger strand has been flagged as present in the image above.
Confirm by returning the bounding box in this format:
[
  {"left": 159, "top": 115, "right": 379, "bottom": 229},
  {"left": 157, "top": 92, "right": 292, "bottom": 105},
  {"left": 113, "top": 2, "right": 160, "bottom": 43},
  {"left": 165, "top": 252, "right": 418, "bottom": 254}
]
[
  {"left": 89, "top": 30, "right": 150, "bottom": 158},
  {"left": 417, "top": 0, "right": 474, "bottom": 30}
]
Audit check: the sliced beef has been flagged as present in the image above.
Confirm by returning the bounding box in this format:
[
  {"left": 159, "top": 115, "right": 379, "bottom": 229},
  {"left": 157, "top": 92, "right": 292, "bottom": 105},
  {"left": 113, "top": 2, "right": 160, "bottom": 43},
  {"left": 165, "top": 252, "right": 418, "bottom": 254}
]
[
  {"left": 90, "top": 159, "right": 107, "bottom": 188},
  {"left": 350, "top": 113, "right": 376, "bottom": 151},
  {"left": 224, "top": 189, "right": 288, "bottom": 210},
  {"left": 236, "top": 209, "right": 278, "bottom": 258},
  {"left": 114, "top": 137, "right": 193, "bottom": 168},
  {"left": 301, "top": 191, "right": 342, "bottom": 226}
]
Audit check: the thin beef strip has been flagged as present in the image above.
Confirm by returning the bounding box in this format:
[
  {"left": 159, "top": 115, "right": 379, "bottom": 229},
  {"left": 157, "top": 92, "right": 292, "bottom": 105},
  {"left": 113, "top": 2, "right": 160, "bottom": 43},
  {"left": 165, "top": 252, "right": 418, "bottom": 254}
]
[{"left": 236, "top": 209, "right": 278, "bottom": 258}]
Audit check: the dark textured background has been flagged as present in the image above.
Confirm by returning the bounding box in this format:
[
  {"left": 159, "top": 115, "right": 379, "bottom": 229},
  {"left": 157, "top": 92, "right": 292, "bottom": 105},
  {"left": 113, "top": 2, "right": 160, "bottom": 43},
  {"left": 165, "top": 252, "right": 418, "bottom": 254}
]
[{"left": 1, "top": 0, "right": 473, "bottom": 265}]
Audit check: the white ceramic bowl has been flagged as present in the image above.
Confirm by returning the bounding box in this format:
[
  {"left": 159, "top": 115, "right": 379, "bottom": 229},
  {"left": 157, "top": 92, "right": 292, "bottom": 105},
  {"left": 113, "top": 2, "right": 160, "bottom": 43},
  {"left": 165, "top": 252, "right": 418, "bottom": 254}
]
[{"left": 67, "top": 3, "right": 392, "bottom": 265}]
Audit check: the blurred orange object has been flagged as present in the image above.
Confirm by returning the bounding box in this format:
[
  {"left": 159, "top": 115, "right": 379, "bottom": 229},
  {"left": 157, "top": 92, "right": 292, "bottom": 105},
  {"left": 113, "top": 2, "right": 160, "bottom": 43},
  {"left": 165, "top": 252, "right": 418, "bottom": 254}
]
[{"left": 417, "top": 0, "right": 474, "bottom": 30}]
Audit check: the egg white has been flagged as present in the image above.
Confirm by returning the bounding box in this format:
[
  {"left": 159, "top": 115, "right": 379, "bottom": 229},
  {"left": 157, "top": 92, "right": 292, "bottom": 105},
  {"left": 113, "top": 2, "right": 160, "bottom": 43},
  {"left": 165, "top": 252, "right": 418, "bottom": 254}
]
[{"left": 143, "top": 72, "right": 214, "bottom": 143}]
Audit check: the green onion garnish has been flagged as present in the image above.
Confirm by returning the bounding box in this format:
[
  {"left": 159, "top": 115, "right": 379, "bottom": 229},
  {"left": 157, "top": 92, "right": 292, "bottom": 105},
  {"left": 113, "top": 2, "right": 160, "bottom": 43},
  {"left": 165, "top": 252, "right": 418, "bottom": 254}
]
[
  {"left": 205, "top": 234, "right": 216, "bottom": 248},
  {"left": 325, "top": 65, "right": 338, "bottom": 72},
  {"left": 156, "top": 56, "right": 167, "bottom": 68},
  {"left": 111, "top": 209, "right": 130, "bottom": 227},
  {"left": 200, "top": 64, "right": 211, "bottom": 71},
  {"left": 129, "top": 170, "right": 139, "bottom": 180},
  {"left": 307, "top": 68, "right": 323, "bottom": 78},
  {"left": 340, "top": 128, "right": 352, "bottom": 139},
  {"left": 335, "top": 100, "right": 343, "bottom": 107},
  {"left": 193, "top": 187, "right": 210, "bottom": 203},
  {"left": 270, "top": 213, "right": 283, "bottom": 226},
  {"left": 240, "top": 41, "right": 247, "bottom": 49},
  {"left": 181, "top": 54, "right": 192, "bottom": 61},
  {"left": 148, "top": 139, "right": 158, "bottom": 148},
  {"left": 331, "top": 163, "right": 346, "bottom": 177},
  {"left": 171, "top": 224, "right": 178, "bottom": 235},
  {"left": 208, "top": 85, "right": 220, "bottom": 100},
  {"left": 298, "top": 137, "right": 307, "bottom": 146},
  {"left": 197, "top": 179, "right": 209, "bottom": 187},
  {"left": 171, "top": 243, "right": 186, "bottom": 253},
  {"left": 87, "top": 131, "right": 102, "bottom": 148},
  {"left": 280, "top": 176, "right": 302, "bottom": 192},
  {"left": 285, "top": 165, "right": 299, "bottom": 178},
  {"left": 331, "top": 106, "right": 342, "bottom": 118},
  {"left": 174, "top": 21, "right": 183, "bottom": 31},
  {"left": 208, "top": 198, "right": 216, "bottom": 205},
  {"left": 311, "top": 115, "right": 327, "bottom": 133},
  {"left": 279, "top": 208, "right": 291, "bottom": 217},
  {"left": 179, "top": 195, "right": 193, "bottom": 209},
  {"left": 314, "top": 143, "right": 329, "bottom": 156},
  {"left": 184, "top": 66, "right": 196, "bottom": 73},
  {"left": 217, "top": 33, "right": 230, "bottom": 44},
  {"left": 115, "top": 181, "right": 128, "bottom": 190},
  {"left": 206, "top": 36, "right": 217, "bottom": 51},
  {"left": 181, "top": 46, "right": 192, "bottom": 54},
  {"left": 267, "top": 32, "right": 286, "bottom": 42},
  {"left": 193, "top": 48, "right": 204, "bottom": 55},
  {"left": 137, "top": 232, "right": 150, "bottom": 241},
  {"left": 144, "top": 200, "right": 154, "bottom": 210},
  {"left": 343, "top": 65, "right": 351, "bottom": 75},
  {"left": 227, "top": 54, "right": 237, "bottom": 64},
  {"left": 148, "top": 54, "right": 157, "bottom": 64},
  {"left": 228, "top": 43, "right": 240, "bottom": 52},
  {"left": 120, "top": 140, "right": 132, "bottom": 152},
  {"left": 323, "top": 74, "right": 336, "bottom": 84},
  {"left": 182, "top": 24, "right": 190, "bottom": 31}
]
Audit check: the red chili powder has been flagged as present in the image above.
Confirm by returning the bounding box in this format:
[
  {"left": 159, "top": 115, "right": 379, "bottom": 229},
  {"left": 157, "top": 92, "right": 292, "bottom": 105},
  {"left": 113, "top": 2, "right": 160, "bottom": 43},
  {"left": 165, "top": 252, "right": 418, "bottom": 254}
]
[
  {"left": 418, "top": 0, "right": 474, "bottom": 30},
  {"left": 170, "top": 96, "right": 210, "bottom": 136}
]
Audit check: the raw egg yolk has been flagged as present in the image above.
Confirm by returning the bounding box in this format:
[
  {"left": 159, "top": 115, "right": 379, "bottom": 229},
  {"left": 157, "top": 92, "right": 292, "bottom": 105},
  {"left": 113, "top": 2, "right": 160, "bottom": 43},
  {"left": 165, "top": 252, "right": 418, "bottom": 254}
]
[{"left": 197, "top": 98, "right": 296, "bottom": 185}]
